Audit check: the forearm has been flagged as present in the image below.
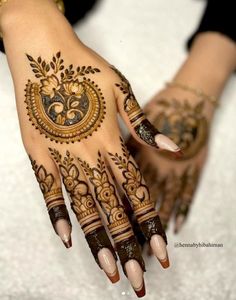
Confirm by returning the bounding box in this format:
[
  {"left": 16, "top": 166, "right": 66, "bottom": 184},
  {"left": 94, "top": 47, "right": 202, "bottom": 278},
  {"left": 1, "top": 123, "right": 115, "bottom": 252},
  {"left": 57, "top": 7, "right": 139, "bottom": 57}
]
[{"left": 173, "top": 32, "right": 236, "bottom": 98}]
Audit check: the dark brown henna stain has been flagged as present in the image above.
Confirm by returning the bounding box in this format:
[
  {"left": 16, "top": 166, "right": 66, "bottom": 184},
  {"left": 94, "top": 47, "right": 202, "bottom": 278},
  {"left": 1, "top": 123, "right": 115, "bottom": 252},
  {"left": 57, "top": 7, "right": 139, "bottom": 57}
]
[
  {"left": 49, "top": 148, "right": 116, "bottom": 265},
  {"left": 110, "top": 66, "right": 161, "bottom": 147},
  {"left": 108, "top": 137, "right": 167, "bottom": 244},
  {"left": 79, "top": 152, "right": 145, "bottom": 272},
  {"left": 153, "top": 98, "right": 208, "bottom": 160},
  {"left": 29, "top": 156, "right": 71, "bottom": 233},
  {"left": 25, "top": 52, "right": 106, "bottom": 143}
]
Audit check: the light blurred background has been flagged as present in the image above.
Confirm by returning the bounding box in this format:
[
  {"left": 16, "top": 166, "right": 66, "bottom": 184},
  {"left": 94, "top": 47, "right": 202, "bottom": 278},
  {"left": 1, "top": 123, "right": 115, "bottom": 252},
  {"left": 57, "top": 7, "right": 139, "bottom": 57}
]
[{"left": 0, "top": 0, "right": 235, "bottom": 299}]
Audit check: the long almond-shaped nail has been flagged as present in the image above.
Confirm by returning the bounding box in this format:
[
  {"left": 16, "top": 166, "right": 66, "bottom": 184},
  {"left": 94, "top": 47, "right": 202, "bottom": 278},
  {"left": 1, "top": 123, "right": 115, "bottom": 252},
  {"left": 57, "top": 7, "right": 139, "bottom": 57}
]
[
  {"left": 150, "top": 234, "right": 169, "bottom": 268},
  {"left": 55, "top": 219, "right": 72, "bottom": 249},
  {"left": 125, "top": 259, "right": 146, "bottom": 298},
  {"left": 155, "top": 134, "right": 180, "bottom": 152},
  {"left": 98, "top": 248, "right": 120, "bottom": 283}
]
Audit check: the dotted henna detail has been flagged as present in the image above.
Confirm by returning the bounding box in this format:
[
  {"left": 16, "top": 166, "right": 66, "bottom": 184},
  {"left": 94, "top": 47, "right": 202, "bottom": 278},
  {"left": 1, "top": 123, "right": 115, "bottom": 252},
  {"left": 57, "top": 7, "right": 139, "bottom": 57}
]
[{"left": 25, "top": 52, "right": 106, "bottom": 143}]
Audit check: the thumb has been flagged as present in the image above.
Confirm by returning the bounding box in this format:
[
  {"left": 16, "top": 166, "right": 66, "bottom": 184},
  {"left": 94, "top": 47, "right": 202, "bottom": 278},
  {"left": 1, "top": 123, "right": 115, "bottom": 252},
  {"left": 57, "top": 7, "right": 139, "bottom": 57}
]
[{"left": 111, "top": 66, "right": 181, "bottom": 154}]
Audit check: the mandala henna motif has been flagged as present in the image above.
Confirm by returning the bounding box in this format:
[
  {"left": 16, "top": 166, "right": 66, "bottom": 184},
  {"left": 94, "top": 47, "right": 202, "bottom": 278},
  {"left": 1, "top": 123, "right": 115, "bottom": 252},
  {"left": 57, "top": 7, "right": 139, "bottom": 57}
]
[
  {"left": 79, "top": 152, "right": 145, "bottom": 272},
  {"left": 29, "top": 156, "right": 71, "bottom": 232},
  {"left": 111, "top": 66, "right": 160, "bottom": 147},
  {"left": 49, "top": 148, "right": 116, "bottom": 266},
  {"left": 153, "top": 98, "right": 208, "bottom": 160},
  {"left": 108, "top": 137, "right": 167, "bottom": 244},
  {"left": 25, "top": 52, "right": 106, "bottom": 143}
]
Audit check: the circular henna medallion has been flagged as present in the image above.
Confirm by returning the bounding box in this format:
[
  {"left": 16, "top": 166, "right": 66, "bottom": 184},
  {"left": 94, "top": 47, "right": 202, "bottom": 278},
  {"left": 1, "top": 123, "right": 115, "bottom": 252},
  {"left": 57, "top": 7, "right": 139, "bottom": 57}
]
[
  {"left": 25, "top": 78, "right": 106, "bottom": 143},
  {"left": 154, "top": 100, "right": 208, "bottom": 160}
]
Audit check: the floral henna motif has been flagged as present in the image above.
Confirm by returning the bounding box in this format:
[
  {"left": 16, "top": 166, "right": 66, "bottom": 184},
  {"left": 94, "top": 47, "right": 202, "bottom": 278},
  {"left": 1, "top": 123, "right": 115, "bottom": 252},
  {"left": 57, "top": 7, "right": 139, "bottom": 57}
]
[
  {"left": 152, "top": 98, "right": 208, "bottom": 160},
  {"left": 25, "top": 52, "right": 106, "bottom": 143},
  {"left": 29, "top": 156, "right": 71, "bottom": 232},
  {"left": 49, "top": 148, "right": 116, "bottom": 266},
  {"left": 111, "top": 66, "right": 160, "bottom": 147},
  {"left": 108, "top": 137, "right": 167, "bottom": 244},
  {"left": 79, "top": 152, "right": 145, "bottom": 272}
]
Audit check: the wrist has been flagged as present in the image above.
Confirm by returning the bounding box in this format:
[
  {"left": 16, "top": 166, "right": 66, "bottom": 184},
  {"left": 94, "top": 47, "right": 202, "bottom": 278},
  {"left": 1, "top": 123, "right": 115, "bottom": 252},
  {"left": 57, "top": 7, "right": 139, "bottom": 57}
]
[
  {"left": 0, "top": 0, "right": 62, "bottom": 36},
  {"left": 173, "top": 32, "right": 236, "bottom": 98}
]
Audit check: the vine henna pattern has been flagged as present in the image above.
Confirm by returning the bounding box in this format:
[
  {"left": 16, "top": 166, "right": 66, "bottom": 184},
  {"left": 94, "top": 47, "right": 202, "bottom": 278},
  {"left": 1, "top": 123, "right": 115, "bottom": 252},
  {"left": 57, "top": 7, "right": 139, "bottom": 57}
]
[
  {"left": 49, "top": 148, "right": 116, "bottom": 266},
  {"left": 79, "top": 152, "right": 145, "bottom": 273},
  {"left": 29, "top": 156, "right": 71, "bottom": 234},
  {"left": 25, "top": 52, "right": 106, "bottom": 143},
  {"left": 111, "top": 66, "right": 161, "bottom": 147},
  {"left": 108, "top": 137, "right": 167, "bottom": 244}
]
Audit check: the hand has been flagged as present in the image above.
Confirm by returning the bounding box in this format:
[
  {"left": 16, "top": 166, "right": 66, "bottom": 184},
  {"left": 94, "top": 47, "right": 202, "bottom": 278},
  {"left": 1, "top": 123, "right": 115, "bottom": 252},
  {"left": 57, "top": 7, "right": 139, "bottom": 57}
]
[
  {"left": 0, "top": 0, "right": 180, "bottom": 296},
  {"left": 126, "top": 32, "right": 236, "bottom": 238}
]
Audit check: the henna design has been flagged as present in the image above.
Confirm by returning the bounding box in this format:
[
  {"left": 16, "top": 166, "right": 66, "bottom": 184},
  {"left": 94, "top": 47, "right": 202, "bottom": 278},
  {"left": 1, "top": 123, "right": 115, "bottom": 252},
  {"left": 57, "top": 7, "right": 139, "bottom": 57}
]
[
  {"left": 153, "top": 98, "right": 208, "bottom": 160},
  {"left": 49, "top": 148, "right": 116, "bottom": 266},
  {"left": 25, "top": 52, "right": 106, "bottom": 143},
  {"left": 29, "top": 156, "right": 71, "bottom": 232},
  {"left": 108, "top": 137, "right": 167, "bottom": 244},
  {"left": 176, "top": 165, "right": 199, "bottom": 219},
  {"left": 79, "top": 152, "right": 145, "bottom": 272},
  {"left": 111, "top": 66, "right": 160, "bottom": 147}
]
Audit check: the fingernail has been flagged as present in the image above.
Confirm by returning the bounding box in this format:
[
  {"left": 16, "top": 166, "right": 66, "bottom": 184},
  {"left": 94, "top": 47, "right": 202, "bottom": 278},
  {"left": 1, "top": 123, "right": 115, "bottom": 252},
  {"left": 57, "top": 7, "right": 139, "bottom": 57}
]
[
  {"left": 125, "top": 259, "right": 146, "bottom": 298},
  {"left": 98, "top": 248, "right": 120, "bottom": 283},
  {"left": 150, "top": 234, "right": 169, "bottom": 268},
  {"left": 174, "top": 215, "right": 185, "bottom": 234},
  {"left": 55, "top": 219, "right": 72, "bottom": 249},
  {"left": 155, "top": 134, "right": 180, "bottom": 152}
]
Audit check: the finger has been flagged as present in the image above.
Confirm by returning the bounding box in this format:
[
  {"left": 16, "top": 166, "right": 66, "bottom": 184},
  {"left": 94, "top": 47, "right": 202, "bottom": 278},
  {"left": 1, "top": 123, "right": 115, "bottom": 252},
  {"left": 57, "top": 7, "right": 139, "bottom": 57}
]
[
  {"left": 158, "top": 172, "right": 182, "bottom": 230},
  {"left": 110, "top": 66, "right": 181, "bottom": 154},
  {"left": 29, "top": 153, "right": 72, "bottom": 248},
  {"left": 107, "top": 137, "right": 169, "bottom": 269},
  {"left": 174, "top": 165, "right": 199, "bottom": 233},
  {"left": 79, "top": 151, "right": 146, "bottom": 297},
  {"left": 49, "top": 148, "right": 119, "bottom": 284}
]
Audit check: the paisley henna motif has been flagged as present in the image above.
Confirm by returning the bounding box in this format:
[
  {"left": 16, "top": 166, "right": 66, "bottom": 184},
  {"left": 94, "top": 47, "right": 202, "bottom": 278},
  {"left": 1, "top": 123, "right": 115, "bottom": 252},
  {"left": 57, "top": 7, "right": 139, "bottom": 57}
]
[
  {"left": 25, "top": 52, "right": 106, "bottom": 143},
  {"left": 79, "top": 152, "right": 145, "bottom": 273},
  {"left": 29, "top": 156, "right": 71, "bottom": 231},
  {"left": 49, "top": 148, "right": 116, "bottom": 266},
  {"left": 108, "top": 137, "right": 167, "bottom": 244},
  {"left": 111, "top": 66, "right": 160, "bottom": 147}
]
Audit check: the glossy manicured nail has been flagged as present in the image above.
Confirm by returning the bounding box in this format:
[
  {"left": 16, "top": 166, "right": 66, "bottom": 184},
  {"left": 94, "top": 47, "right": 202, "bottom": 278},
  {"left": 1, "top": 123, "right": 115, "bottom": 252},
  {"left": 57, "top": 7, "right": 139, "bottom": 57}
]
[
  {"left": 125, "top": 259, "right": 146, "bottom": 298},
  {"left": 174, "top": 215, "right": 185, "bottom": 234},
  {"left": 55, "top": 219, "right": 72, "bottom": 249},
  {"left": 150, "top": 234, "right": 169, "bottom": 268},
  {"left": 98, "top": 248, "right": 120, "bottom": 283},
  {"left": 155, "top": 134, "right": 180, "bottom": 152}
]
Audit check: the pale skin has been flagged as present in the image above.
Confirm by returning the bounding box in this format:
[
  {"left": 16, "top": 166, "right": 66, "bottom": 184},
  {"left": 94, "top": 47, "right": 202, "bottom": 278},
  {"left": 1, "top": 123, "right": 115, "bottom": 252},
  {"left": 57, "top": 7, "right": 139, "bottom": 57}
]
[
  {"left": 0, "top": 0, "right": 183, "bottom": 297},
  {"left": 130, "top": 32, "right": 236, "bottom": 237}
]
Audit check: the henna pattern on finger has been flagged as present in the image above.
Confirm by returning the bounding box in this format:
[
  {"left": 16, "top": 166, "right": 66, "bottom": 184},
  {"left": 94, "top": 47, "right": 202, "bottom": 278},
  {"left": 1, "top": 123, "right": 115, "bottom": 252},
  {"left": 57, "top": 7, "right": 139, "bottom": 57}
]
[
  {"left": 108, "top": 137, "right": 167, "bottom": 244},
  {"left": 29, "top": 156, "right": 71, "bottom": 232},
  {"left": 49, "top": 148, "right": 116, "bottom": 266},
  {"left": 79, "top": 152, "right": 145, "bottom": 273},
  {"left": 25, "top": 52, "right": 106, "bottom": 143},
  {"left": 176, "top": 165, "right": 199, "bottom": 219},
  {"left": 111, "top": 66, "right": 160, "bottom": 147},
  {"left": 153, "top": 99, "right": 208, "bottom": 160}
]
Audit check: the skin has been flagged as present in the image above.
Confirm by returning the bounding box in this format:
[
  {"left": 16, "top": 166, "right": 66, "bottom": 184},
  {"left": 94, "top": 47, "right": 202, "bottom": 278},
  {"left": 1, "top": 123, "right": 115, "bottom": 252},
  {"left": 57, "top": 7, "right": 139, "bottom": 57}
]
[
  {"left": 128, "top": 32, "right": 236, "bottom": 237},
  {"left": 0, "top": 0, "right": 182, "bottom": 296}
]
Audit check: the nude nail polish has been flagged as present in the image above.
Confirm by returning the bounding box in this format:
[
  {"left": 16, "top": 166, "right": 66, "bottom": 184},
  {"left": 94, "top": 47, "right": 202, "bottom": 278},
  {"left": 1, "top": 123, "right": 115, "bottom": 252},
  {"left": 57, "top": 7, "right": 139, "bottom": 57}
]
[
  {"left": 55, "top": 219, "right": 72, "bottom": 249},
  {"left": 150, "top": 234, "right": 170, "bottom": 269},
  {"left": 125, "top": 259, "right": 146, "bottom": 298},
  {"left": 155, "top": 134, "right": 180, "bottom": 152},
  {"left": 98, "top": 248, "right": 120, "bottom": 283}
]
